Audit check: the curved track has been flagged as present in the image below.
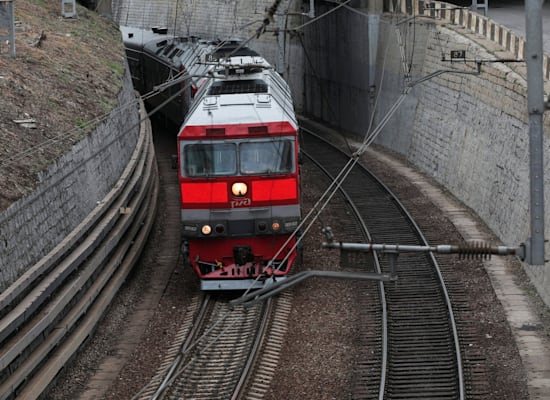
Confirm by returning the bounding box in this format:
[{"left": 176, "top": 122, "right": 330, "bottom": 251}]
[
  {"left": 301, "top": 127, "right": 465, "bottom": 399},
  {"left": 133, "top": 291, "right": 293, "bottom": 400},
  {"left": 164, "top": 297, "right": 270, "bottom": 399},
  {"left": 0, "top": 103, "right": 158, "bottom": 400}
]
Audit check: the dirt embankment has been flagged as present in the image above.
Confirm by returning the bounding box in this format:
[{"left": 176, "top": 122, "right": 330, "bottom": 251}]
[{"left": 0, "top": 0, "right": 125, "bottom": 211}]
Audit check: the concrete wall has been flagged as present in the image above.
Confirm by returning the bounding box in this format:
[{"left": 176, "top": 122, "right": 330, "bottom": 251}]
[
  {"left": 302, "top": 4, "right": 372, "bottom": 133},
  {"left": 370, "top": 17, "right": 429, "bottom": 152},
  {"left": 396, "top": 25, "right": 533, "bottom": 246},
  {"left": 112, "top": 0, "right": 290, "bottom": 39},
  {"left": 0, "top": 69, "right": 140, "bottom": 292}
]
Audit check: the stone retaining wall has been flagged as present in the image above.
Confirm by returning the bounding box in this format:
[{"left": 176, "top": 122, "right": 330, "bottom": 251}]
[
  {"left": 0, "top": 69, "right": 140, "bottom": 291},
  {"left": 375, "top": 1, "right": 550, "bottom": 306}
]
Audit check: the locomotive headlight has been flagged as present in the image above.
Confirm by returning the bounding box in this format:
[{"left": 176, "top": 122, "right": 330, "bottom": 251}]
[
  {"left": 231, "top": 182, "right": 248, "bottom": 196},
  {"left": 271, "top": 221, "right": 281, "bottom": 231},
  {"left": 201, "top": 224, "right": 212, "bottom": 235}
]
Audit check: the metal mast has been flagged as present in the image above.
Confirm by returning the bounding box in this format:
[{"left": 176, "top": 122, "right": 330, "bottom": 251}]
[{"left": 525, "top": 0, "right": 546, "bottom": 265}]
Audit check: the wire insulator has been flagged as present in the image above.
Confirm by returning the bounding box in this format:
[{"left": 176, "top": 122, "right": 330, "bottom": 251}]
[{"left": 458, "top": 241, "right": 492, "bottom": 260}]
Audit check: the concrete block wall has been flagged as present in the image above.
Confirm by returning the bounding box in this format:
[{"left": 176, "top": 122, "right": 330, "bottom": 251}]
[
  {"left": 406, "top": 25, "right": 532, "bottom": 245},
  {"left": 0, "top": 69, "right": 140, "bottom": 292},
  {"left": 405, "top": 0, "right": 550, "bottom": 80},
  {"left": 112, "top": 0, "right": 291, "bottom": 43}
]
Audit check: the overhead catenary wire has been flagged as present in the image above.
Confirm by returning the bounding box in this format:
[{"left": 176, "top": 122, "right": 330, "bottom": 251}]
[
  {"left": 8, "top": 5, "right": 415, "bottom": 397},
  {"left": 137, "top": 1, "right": 476, "bottom": 396},
  {"left": 261, "top": 2, "right": 403, "bottom": 266},
  {"left": 1, "top": 0, "right": 293, "bottom": 170},
  {"left": 2, "top": 20, "right": 243, "bottom": 170},
  {"left": 0, "top": 68, "right": 194, "bottom": 170},
  {"left": 234, "top": 0, "right": 408, "bottom": 295},
  {"left": 224, "top": 0, "right": 283, "bottom": 58},
  {"left": 3, "top": 0, "right": 354, "bottom": 172},
  {"left": 129, "top": 2, "right": 420, "bottom": 394},
  {"left": 291, "top": 0, "right": 352, "bottom": 32},
  {"left": 152, "top": 0, "right": 405, "bottom": 301},
  {"left": 192, "top": 10, "right": 474, "bottom": 400}
]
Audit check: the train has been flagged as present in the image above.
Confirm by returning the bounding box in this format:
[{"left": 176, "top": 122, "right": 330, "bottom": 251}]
[{"left": 121, "top": 26, "right": 301, "bottom": 290}]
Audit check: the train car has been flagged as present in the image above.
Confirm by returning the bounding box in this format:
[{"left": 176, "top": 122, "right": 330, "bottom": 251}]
[
  {"left": 178, "top": 53, "right": 301, "bottom": 291},
  {"left": 121, "top": 26, "right": 204, "bottom": 126},
  {"left": 121, "top": 26, "right": 263, "bottom": 127},
  {"left": 121, "top": 27, "right": 301, "bottom": 290}
]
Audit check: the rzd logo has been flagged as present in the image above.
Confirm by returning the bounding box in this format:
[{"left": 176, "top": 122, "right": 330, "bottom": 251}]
[{"left": 231, "top": 198, "right": 251, "bottom": 208}]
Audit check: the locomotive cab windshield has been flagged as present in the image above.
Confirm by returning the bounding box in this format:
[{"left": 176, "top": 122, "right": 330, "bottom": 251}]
[{"left": 181, "top": 138, "right": 295, "bottom": 178}]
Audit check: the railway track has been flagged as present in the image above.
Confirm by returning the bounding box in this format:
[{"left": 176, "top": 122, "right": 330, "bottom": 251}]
[
  {"left": 301, "top": 126, "right": 465, "bottom": 399},
  {"left": 0, "top": 103, "right": 158, "bottom": 400},
  {"left": 132, "top": 291, "right": 292, "bottom": 400}
]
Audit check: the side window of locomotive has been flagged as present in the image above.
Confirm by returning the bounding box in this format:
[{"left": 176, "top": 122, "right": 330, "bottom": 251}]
[
  {"left": 183, "top": 143, "right": 236, "bottom": 177},
  {"left": 276, "top": 141, "right": 294, "bottom": 173},
  {"left": 239, "top": 141, "right": 294, "bottom": 175}
]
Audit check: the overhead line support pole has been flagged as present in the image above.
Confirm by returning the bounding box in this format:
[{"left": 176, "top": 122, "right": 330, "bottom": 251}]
[{"left": 525, "top": 0, "right": 546, "bottom": 265}]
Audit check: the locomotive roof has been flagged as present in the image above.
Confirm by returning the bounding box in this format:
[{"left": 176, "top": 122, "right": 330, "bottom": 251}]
[{"left": 179, "top": 60, "right": 297, "bottom": 138}]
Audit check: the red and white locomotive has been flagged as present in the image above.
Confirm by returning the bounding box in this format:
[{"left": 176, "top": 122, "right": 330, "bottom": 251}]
[
  {"left": 178, "top": 52, "right": 301, "bottom": 290},
  {"left": 122, "top": 26, "right": 301, "bottom": 290}
]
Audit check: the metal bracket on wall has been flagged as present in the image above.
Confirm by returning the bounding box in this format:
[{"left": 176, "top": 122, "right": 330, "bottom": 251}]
[{"left": 442, "top": 50, "right": 524, "bottom": 66}]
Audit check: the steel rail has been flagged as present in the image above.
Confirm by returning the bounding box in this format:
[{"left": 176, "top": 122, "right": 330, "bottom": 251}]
[
  {"left": 301, "top": 129, "right": 389, "bottom": 399},
  {"left": 158, "top": 300, "right": 269, "bottom": 399},
  {"left": 344, "top": 138, "right": 465, "bottom": 400},
  {"left": 230, "top": 297, "right": 273, "bottom": 400},
  {"left": 148, "top": 295, "right": 212, "bottom": 400},
  {"left": 301, "top": 126, "right": 464, "bottom": 399}
]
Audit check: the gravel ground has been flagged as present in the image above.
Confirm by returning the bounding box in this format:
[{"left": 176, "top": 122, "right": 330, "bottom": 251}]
[
  {"left": 363, "top": 146, "right": 529, "bottom": 400},
  {"left": 47, "top": 131, "right": 543, "bottom": 400}
]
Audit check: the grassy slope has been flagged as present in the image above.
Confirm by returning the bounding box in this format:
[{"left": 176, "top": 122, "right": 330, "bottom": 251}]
[{"left": 0, "top": 0, "right": 125, "bottom": 210}]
